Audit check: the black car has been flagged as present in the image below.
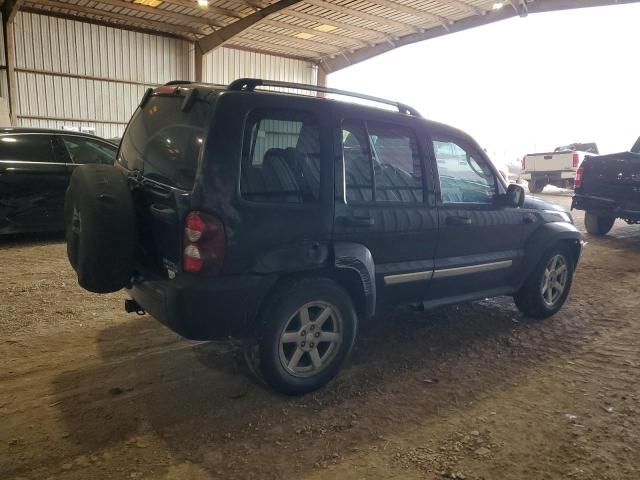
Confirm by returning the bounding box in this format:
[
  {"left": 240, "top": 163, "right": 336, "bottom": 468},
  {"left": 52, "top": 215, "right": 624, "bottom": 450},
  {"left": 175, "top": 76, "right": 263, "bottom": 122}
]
[
  {"left": 572, "top": 137, "right": 640, "bottom": 235},
  {"left": 0, "top": 128, "right": 117, "bottom": 234},
  {"left": 65, "top": 79, "right": 583, "bottom": 395}
]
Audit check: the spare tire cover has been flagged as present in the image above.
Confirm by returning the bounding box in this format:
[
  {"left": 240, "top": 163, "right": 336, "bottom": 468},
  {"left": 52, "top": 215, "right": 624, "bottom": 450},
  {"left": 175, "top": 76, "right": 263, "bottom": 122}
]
[{"left": 65, "top": 164, "right": 136, "bottom": 293}]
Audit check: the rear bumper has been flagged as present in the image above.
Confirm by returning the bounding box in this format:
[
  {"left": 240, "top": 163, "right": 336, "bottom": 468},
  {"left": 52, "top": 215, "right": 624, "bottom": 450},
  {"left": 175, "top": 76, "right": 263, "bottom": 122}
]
[
  {"left": 572, "top": 194, "right": 640, "bottom": 220},
  {"left": 128, "top": 272, "right": 278, "bottom": 340},
  {"left": 522, "top": 171, "right": 575, "bottom": 182}
]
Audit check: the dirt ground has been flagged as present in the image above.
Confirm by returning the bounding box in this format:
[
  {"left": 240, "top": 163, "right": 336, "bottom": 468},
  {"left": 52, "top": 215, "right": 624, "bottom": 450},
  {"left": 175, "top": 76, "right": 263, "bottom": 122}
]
[{"left": 1, "top": 192, "right": 639, "bottom": 480}]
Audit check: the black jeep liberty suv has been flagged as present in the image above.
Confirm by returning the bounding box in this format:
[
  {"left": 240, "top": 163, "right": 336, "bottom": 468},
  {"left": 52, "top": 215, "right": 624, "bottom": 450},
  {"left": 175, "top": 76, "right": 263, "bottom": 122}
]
[{"left": 65, "top": 79, "right": 582, "bottom": 395}]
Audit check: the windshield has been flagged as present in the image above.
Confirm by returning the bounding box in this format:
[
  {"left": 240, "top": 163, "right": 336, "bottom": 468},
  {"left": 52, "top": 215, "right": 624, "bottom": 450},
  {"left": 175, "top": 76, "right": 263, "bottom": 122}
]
[{"left": 118, "top": 96, "right": 210, "bottom": 190}]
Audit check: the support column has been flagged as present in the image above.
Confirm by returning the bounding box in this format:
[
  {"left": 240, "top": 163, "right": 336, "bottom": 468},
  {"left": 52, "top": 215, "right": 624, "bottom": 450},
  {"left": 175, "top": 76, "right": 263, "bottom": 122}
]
[
  {"left": 194, "top": 43, "right": 203, "bottom": 82},
  {"left": 316, "top": 63, "right": 328, "bottom": 97},
  {"left": 2, "top": 0, "right": 22, "bottom": 126}
]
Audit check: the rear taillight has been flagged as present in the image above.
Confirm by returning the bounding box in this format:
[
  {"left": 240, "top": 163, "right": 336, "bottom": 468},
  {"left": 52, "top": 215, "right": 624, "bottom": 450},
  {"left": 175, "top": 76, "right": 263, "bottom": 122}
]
[
  {"left": 521, "top": 155, "right": 526, "bottom": 171},
  {"left": 574, "top": 167, "right": 584, "bottom": 190},
  {"left": 572, "top": 152, "right": 580, "bottom": 168},
  {"left": 183, "top": 211, "right": 225, "bottom": 273}
]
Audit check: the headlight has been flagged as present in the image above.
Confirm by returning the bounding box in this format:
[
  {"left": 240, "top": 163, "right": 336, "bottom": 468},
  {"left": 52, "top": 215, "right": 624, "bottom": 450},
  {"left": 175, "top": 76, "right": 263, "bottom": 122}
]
[{"left": 543, "top": 210, "right": 573, "bottom": 224}]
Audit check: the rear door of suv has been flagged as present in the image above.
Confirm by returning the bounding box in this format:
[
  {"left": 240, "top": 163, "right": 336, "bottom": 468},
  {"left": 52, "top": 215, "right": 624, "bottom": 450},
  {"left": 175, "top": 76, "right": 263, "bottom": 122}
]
[
  {"left": 0, "top": 132, "right": 70, "bottom": 232},
  {"left": 332, "top": 105, "right": 437, "bottom": 306}
]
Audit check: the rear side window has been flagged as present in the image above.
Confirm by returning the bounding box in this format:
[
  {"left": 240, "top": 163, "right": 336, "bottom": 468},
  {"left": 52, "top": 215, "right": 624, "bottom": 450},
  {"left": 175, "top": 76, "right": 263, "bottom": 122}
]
[
  {"left": 119, "top": 96, "right": 209, "bottom": 189},
  {"left": 62, "top": 136, "right": 116, "bottom": 165},
  {"left": 0, "top": 135, "right": 57, "bottom": 162},
  {"left": 341, "top": 119, "right": 423, "bottom": 203},
  {"left": 240, "top": 109, "right": 320, "bottom": 204}
]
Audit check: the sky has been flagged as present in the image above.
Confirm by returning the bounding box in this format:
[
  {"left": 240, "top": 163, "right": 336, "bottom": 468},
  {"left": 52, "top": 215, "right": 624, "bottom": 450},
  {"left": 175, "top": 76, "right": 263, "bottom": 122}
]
[{"left": 328, "top": 3, "right": 640, "bottom": 170}]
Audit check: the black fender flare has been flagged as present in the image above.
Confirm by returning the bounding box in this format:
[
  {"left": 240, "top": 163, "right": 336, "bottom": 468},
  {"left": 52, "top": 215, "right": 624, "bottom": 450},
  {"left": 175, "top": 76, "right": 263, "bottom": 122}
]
[
  {"left": 333, "top": 242, "right": 376, "bottom": 319},
  {"left": 513, "top": 222, "right": 583, "bottom": 290}
]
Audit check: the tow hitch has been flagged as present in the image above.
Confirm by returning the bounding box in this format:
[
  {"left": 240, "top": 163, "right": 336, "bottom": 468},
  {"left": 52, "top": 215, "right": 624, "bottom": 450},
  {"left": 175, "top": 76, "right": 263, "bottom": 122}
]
[{"left": 124, "top": 299, "right": 146, "bottom": 316}]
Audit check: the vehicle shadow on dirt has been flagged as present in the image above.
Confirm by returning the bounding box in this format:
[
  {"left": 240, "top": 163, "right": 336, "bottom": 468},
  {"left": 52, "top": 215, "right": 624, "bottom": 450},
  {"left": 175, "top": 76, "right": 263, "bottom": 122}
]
[
  {"left": 48, "top": 295, "right": 583, "bottom": 478},
  {"left": 0, "top": 231, "right": 64, "bottom": 248}
]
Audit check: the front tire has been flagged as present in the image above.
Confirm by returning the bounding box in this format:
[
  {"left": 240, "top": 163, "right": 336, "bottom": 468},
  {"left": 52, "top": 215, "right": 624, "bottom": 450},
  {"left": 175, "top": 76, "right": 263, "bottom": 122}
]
[
  {"left": 258, "top": 278, "right": 357, "bottom": 395},
  {"left": 584, "top": 212, "right": 615, "bottom": 235},
  {"left": 528, "top": 180, "right": 544, "bottom": 194},
  {"left": 514, "top": 246, "right": 574, "bottom": 319}
]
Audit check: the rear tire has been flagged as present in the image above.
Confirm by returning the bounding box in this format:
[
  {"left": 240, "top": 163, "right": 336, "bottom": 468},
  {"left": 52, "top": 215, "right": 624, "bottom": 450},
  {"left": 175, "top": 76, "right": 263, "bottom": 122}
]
[
  {"left": 258, "top": 278, "right": 357, "bottom": 395},
  {"left": 65, "top": 164, "right": 136, "bottom": 293},
  {"left": 514, "top": 245, "right": 574, "bottom": 320},
  {"left": 584, "top": 212, "right": 615, "bottom": 235},
  {"left": 528, "top": 180, "right": 544, "bottom": 194}
]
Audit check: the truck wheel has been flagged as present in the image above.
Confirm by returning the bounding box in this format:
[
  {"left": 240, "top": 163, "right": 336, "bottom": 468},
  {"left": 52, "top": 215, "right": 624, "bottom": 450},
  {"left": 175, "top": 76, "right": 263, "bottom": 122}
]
[
  {"left": 528, "top": 181, "right": 544, "bottom": 194},
  {"left": 258, "top": 278, "right": 357, "bottom": 395},
  {"left": 514, "top": 246, "right": 574, "bottom": 320},
  {"left": 584, "top": 212, "right": 615, "bottom": 235},
  {"left": 65, "top": 164, "right": 136, "bottom": 293}
]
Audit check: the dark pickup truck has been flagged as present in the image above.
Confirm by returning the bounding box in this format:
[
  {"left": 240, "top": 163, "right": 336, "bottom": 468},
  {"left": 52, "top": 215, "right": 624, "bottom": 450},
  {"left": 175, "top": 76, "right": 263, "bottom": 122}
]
[{"left": 572, "top": 137, "right": 640, "bottom": 235}]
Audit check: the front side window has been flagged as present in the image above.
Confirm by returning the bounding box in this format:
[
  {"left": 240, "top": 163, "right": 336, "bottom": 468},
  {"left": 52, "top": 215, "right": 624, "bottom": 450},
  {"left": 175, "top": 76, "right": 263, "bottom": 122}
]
[
  {"left": 62, "top": 136, "right": 116, "bottom": 165},
  {"left": 433, "top": 139, "right": 496, "bottom": 204},
  {"left": 341, "top": 119, "right": 423, "bottom": 203},
  {"left": 0, "top": 135, "right": 57, "bottom": 162},
  {"left": 241, "top": 109, "right": 320, "bottom": 204}
]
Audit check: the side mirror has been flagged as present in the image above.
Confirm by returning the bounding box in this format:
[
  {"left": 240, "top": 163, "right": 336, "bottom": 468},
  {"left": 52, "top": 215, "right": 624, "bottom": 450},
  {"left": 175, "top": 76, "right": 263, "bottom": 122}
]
[{"left": 505, "top": 183, "right": 525, "bottom": 208}]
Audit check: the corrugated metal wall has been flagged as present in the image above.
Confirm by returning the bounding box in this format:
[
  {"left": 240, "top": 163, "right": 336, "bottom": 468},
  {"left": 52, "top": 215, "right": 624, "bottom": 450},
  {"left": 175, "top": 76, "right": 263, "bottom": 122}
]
[
  {"left": 12, "top": 12, "right": 195, "bottom": 138},
  {"left": 202, "top": 47, "right": 317, "bottom": 89}
]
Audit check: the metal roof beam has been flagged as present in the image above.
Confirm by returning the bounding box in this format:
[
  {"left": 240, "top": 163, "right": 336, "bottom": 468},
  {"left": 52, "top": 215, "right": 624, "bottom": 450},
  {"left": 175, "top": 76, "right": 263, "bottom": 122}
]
[
  {"left": 88, "top": 0, "right": 228, "bottom": 28},
  {"left": 28, "top": 0, "right": 203, "bottom": 36},
  {"left": 198, "top": 0, "right": 304, "bottom": 53},
  {"left": 245, "top": 27, "right": 344, "bottom": 53},
  {"left": 283, "top": 10, "right": 394, "bottom": 42},
  {"left": 2, "top": 0, "right": 24, "bottom": 23},
  {"left": 259, "top": 18, "right": 369, "bottom": 48},
  {"left": 370, "top": 0, "right": 453, "bottom": 25},
  {"left": 303, "top": 0, "right": 421, "bottom": 33},
  {"left": 228, "top": 38, "right": 323, "bottom": 59},
  {"left": 158, "top": 0, "right": 245, "bottom": 19}
]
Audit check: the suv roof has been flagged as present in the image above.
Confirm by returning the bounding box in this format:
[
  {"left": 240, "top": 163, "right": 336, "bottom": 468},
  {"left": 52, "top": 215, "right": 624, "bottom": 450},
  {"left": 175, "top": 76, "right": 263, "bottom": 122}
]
[
  {"left": 150, "top": 77, "right": 421, "bottom": 116},
  {"left": 147, "top": 78, "right": 475, "bottom": 146}
]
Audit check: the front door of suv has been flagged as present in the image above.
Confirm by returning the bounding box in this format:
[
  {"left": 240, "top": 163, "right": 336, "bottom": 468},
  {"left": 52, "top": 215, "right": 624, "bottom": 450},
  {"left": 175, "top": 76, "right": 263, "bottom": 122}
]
[
  {"left": 333, "top": 106, "right": 437, "bottom": 306},
  {"left": 427, "top": 132, "right": 527, "bottom": 301}
]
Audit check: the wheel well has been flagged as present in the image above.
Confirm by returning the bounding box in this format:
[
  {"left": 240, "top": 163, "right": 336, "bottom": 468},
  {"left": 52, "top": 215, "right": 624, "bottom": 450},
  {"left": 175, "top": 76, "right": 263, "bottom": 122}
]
[
  {"left": 559, "top": 238, "right": 582, "bottom": 268},
  {"left": 251, "top": 269, "right": 369, "bottom": 336}
]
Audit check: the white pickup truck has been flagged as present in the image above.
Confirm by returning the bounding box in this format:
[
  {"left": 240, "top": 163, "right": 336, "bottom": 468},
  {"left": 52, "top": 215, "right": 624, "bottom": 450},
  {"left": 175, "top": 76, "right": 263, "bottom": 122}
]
[{"left": 521, "top": 142, "right": 599, "bottom": 193}]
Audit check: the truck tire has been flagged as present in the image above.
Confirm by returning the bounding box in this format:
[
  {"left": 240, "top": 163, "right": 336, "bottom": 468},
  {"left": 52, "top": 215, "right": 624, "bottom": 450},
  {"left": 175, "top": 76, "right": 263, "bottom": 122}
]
[
  {"left": 528, "top": 180, "right": 544, "bottom": 194},
  {"left": 514, "top": 245, "right": 574, "bottom": 320},
  {"left": 258, "top": 277, "right": 357, "bottom": 395},
  {"left": 64, "top": 164, "right": 136, "bottom": 293},
  {"left": 584, "top": 212, "right": 615, "bottom": 236}
]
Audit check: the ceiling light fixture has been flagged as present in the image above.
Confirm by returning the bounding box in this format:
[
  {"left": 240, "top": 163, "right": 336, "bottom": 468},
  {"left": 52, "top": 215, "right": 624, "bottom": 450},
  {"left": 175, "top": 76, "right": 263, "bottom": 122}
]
[
  {"left": 492, "top": 1, "right": 504, "bottom": 9},
  {"left": 197, "top": 0, "right": 208, "bottom": 7}
]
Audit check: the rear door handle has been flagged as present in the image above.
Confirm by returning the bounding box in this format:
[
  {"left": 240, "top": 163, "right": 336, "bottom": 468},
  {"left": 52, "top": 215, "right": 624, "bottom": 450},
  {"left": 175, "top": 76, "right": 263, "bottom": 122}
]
[
  {"left": 445, "top": 215, "right": 472, "bottom": 226},
  {"left": 339, "top": 215, "right": 374, "bottom": 228}
]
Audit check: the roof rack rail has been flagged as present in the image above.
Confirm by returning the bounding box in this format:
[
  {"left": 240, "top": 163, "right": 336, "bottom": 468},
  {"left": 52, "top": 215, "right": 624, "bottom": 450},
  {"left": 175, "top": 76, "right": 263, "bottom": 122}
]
[
  {"left": 164, "top": 80, "right": 193, "bottom": 86},
  {"left": 227, "top": 78, "right": 421, "bottom": 117}
]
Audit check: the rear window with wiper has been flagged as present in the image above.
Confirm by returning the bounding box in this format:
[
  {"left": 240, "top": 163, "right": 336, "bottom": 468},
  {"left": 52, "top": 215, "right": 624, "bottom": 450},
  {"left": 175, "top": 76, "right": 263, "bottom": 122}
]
[{"left": 118, "top": 95, "right": 210, "bottom": 190}]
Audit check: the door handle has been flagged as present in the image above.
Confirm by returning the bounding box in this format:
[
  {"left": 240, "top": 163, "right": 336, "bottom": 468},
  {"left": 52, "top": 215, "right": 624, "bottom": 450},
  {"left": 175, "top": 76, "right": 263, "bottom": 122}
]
[
  {"left": 339, "top": 215, "right": 374, "bottom": 228},
  {"left": 445, "top": 215, "right": 472, "bottom": 226}
]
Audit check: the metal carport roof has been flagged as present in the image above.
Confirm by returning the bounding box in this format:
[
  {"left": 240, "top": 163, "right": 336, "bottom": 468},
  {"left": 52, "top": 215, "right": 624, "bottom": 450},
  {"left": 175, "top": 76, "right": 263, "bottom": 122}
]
[{"left": 3, "top": 0, "right": 638, "bottom": 74}]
